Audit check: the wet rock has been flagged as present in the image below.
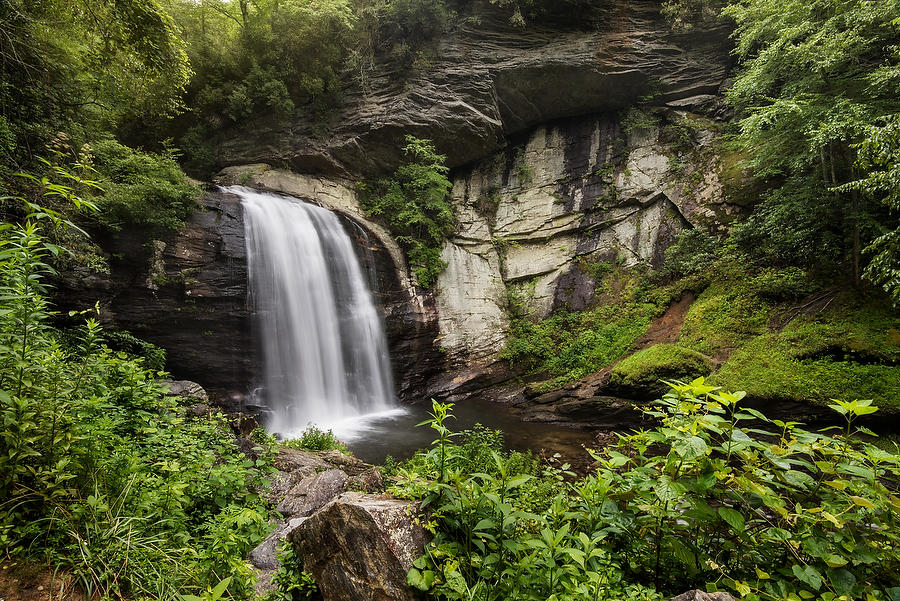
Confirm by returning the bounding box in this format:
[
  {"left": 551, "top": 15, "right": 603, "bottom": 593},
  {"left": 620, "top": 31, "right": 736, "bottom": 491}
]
[
  {"left": 276, "top": 469, "right": 348, "bottom": 518},
  {"left": 54, "top": 188, "right": 254, "bottom": 404},
  {"left": 290, "top": 493, "right": 427, "bottom": 601},
  {"left": 319, "top": 450, "right": 369, "bottom": 476}
]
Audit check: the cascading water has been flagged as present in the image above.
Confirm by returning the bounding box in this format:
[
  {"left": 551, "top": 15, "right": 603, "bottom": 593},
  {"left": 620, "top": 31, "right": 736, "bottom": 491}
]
[{"left": 229, "top": 185, "right": 401, "bottom": 439}]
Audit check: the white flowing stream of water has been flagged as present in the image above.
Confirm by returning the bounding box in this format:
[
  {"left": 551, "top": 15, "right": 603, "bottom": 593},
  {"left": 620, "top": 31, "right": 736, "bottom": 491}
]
[{"left": 230, "top": 185, "right": 404, "bottom": 441}]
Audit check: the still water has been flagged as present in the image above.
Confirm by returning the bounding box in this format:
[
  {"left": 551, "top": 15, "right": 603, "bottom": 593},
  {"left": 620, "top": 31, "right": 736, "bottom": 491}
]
[{"left": 327, "top": 397, "right": 596, "bottom": 466}]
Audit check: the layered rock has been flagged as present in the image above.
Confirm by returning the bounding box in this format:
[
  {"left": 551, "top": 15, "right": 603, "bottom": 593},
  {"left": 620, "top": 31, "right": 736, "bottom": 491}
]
[
  {"left": 434, "top": 109, "right": 739, "bottom": 367},
  {"left": 215, "top": 1, "right": 731, "bottom": 176}
]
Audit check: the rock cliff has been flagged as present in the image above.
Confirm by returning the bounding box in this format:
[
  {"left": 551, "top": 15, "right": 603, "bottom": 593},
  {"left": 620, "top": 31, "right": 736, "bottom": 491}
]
[{"left": 215, "top": 0, "right": 731, "bottom": 176}]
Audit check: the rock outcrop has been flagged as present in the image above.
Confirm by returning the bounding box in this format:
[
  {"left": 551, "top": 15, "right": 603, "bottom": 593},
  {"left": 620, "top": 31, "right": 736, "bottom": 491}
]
[
  {"left": 248, "top": 448, "right": 423, "bottom": 601},
  {"left": 215, "top": 1, "right": 731, "bottom": 176},
  {"left": 56, "top": 1, "right": 739, "bottom": 410},
  {"left": 56, "top": 189, "right": 254, "bottom": 406},
  {"left": 289, "top": 493, "right": 427, "bottom": 601},
  {"left": 433, "top": 109, "right": 740, "bottom": 368}
]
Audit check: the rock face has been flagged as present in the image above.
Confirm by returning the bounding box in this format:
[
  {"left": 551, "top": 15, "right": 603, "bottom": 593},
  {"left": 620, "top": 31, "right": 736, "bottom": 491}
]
[
  {"left": 56, "top": 189, "right": 254, "bottom": 406},
  {"left": 215, "top": 1, "right": 731, "bottom": 176},
  {"left": 433, "top": 109, "right": 739, "bottom": 367},
  {"left": 289, "top": 493, "right": 427, "bottom": 601}
]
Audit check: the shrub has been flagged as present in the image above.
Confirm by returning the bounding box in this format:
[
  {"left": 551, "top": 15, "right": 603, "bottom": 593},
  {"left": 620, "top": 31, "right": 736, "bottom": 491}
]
[
  {"left": 404, "top": 386, "right": 900, "bottom": 601},
  {"left": 0, "top": 176, "right": 273, "bottom": 599},
  {"left": 281, "top": 425, "right": 349, "bottom": 453},
  {"left": 89, "top": 138, "right": 200, "bottom": 231},
  {"left": 359, "top": 136, "right": 454, "bottom": 288}
]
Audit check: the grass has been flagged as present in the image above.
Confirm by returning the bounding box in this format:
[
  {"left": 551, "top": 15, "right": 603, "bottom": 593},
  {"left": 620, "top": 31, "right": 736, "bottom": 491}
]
[{"left": 280, "top": 425, "right": 350, "bottom": 453}]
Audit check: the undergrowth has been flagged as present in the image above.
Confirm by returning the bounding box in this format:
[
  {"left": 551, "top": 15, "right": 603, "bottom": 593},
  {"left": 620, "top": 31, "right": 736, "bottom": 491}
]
[
  {"left": 0, "top": 169, "right": 274, "bottom": 599},
  {"left": 397, "top": 388, "right": 900, "bottom": 601}
]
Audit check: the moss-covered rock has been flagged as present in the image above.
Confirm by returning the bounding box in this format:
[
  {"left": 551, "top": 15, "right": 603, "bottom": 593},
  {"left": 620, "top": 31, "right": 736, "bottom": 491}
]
[
  {"left": 607, "top": 343, "right": 715, "bottom": 400},
  {"left": 710, "top": 301, "right": 900, "bottom": 412}
]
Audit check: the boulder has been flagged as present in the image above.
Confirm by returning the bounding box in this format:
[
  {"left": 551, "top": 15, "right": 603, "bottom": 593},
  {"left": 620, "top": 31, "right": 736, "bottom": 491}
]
[
  {"left": 669, "top": 591, "right": 737, "bottom": 601},
  {"left": 161, "top": 379, "right": 209, "bottom": 404},
  {"left": 289, "top": 493, "right": 428, "bottom": 601},
  {"left": 276, "top": 469, "right": 349, "bottom": 518}
]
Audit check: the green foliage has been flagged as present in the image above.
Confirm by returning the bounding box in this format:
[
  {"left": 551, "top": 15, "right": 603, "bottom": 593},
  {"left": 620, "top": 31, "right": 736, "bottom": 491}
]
[
  {"left": 660, "top": 0, "right": 728, "bottom": 30},
  {"left": 281, "top": 426, "right": 350, "bottom": 453},
  {"left": 404, "top": 384, "right": 900, "bottom": 601},
  {"left": 88, "top": 139, "right": 200, "bottom": 231},
  {"left": 359, "top": 136, "right": 454, "bottom": 288},
  {"left": 0, "top": 177, "right": 274, "bottom": 598},
  {"left": 658, "top": 229, "right": 721, "bottom": 282},
  {"left": 0, "top": 0, "right": 191, "bottom": 168},
  {"left": 266, "top": 542, "right": 320, "bottom": 601},
  {"left": 104, "top": 329, "right": 168, "bottom": 372},
  {"left": 840, "top": 115, "right": 900, "bottom": 304},
  {"left": 725, "top": 0, "right": 900, "bottom": 283},
  {"left": 501, "top": 265, "right": 659, "bottom": 388}
]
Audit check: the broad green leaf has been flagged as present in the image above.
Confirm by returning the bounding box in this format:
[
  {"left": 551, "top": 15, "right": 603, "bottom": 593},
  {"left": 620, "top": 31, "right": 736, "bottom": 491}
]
[
  {"left": 791, "top": 565, "right": 823, "bottom": 591},
  {"left": 719, "top": 507, "right": 746, "bottom": 532}
]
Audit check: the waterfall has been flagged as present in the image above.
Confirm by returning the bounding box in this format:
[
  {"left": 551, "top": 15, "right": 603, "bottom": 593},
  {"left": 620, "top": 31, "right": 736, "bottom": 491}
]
[{"left": 229, "top": 185, "right": 400, "bottom": 439}]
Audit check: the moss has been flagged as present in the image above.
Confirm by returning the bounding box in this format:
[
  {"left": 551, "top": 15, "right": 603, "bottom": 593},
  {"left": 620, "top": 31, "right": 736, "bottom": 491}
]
[
  {"left": 679, "top": 278, "right": 773, "bottom": 355},
  {"left": 608, "top": 344, "right": 715, "bottom": 398},
  {"left": 710, "top": 299, "right": 900, "bottom": 411}
]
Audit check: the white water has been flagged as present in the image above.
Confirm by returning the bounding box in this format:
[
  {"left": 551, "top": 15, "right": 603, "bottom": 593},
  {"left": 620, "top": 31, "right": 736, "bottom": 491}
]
[{"left": 230, "top": 186, "right": 402, "bottom": 441}]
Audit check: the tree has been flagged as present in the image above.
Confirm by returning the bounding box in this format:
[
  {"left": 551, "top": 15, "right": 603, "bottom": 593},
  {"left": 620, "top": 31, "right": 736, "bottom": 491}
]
[{"left": 725, "top": 0, "right": 900, "bottom": 283}]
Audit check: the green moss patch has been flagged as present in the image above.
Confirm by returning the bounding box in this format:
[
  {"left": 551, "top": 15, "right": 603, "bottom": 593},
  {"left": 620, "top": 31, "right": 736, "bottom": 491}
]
[
  {"left": 608, "top": 344, "right": 715, "bottom": 399},
  {"left": 710, "top": 300, "right": 900, "bottom": 411}
]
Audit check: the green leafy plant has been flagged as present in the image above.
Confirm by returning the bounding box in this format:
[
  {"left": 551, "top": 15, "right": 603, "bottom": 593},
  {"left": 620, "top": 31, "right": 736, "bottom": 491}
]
[
  {"left": 359, "top": 136, "right": 454, "bottom": 288},
  {"left": 281, "top": 426, "right": 349, "bottom": 453}
]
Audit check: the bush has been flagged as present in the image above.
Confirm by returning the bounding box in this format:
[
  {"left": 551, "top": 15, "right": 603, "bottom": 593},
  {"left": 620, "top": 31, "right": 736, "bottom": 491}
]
[
  {"left": 658, "top": 228, "right": 720, "bottom": 281},
  {"left": 404, "top": 387, "right": 900, "bottom": 601},
  {"left": 0, "top": 178, "right": 273, "bottom": 599},
  {"left": 359, "top": 136, "right": 454, "bottom": 288},
  {"left": 281, "top": 426, "right": 349, "bottom": 453},
  {"left": 89, "top": 139, "right": 200, "bottom": 231}
]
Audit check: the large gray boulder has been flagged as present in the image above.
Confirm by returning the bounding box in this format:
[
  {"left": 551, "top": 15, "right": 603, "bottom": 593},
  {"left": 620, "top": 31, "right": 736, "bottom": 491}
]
[{"left": 289, "top": 492, "right": 427, "bottom": 601}]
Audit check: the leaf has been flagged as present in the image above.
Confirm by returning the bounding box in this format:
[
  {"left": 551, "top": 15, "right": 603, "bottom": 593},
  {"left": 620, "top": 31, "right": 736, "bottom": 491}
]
[
  {"left": 791, "top": 565, "right": 823, "bottom": 591},
  {"left": 673, "top": 435, "right": 709, "bottom": 461},
  {"left": 209, "top": 577, "right": 232, "bottom": 600},
  {"left": 718, "top": 507, "right": 746, "bottom": 532},
  {"left": 407, "top": 568, "right": 434, "bottom": 591},
  {"left": 826, "top": 568, "right": 856, "bottom": 596},
  {"left": 849, "top": 495, "right": 876, "bottom": 509}
]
